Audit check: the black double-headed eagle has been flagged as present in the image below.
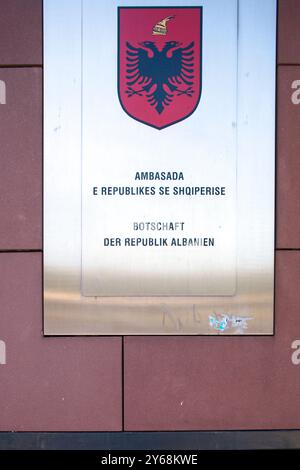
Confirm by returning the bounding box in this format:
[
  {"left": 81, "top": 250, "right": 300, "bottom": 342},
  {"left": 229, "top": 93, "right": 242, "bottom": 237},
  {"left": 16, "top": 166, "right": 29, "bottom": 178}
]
[{"left": 126, "top": 40, "right": 195, "bottom": 114}]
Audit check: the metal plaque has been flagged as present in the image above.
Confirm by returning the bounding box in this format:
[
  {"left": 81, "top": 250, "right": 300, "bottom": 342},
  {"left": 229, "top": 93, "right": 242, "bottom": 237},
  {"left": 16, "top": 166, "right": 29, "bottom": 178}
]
[{"left": 44, "top": 0, "right": 276, "bottom": 335}]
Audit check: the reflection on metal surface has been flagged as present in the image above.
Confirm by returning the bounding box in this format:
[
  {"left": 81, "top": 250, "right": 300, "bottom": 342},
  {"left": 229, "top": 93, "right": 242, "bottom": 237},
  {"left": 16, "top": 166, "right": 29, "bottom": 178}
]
[
  {"left": 44, "top": 0, "right": 276, "bottom": 335},
  {"left": 44, "top": 266, "right": 272, "bottom": 335}
]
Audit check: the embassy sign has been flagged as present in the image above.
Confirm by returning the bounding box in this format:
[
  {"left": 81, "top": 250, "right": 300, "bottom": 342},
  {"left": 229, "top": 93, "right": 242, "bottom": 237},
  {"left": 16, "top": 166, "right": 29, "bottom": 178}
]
[{"left": 43, "top": 0, "right": 276, "bottom": 335}]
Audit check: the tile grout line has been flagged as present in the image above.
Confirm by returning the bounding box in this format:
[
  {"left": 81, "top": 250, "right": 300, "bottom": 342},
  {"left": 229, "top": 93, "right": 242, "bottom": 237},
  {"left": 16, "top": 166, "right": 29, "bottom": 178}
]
[
  {"left": 0, "top": 64, "right": 43, "bottom": 68},
  {"left": 122, "top": 336, "right": 125, "bottom": 432},
  {"left": 0, "top": 250, "right": 42, "bottom": 253},
  {"left": 277, "top": 63, "right": 300, "bottom": 67},
  {"left": 275, "top": 248, "right": 300, "bottom": 251}
]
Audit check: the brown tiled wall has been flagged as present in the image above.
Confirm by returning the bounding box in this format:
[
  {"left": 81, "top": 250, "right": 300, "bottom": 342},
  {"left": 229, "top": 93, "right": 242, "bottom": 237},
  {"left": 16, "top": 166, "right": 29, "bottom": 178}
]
[{"left": 0, "top": 0, "right": 300, "bottom": 431}]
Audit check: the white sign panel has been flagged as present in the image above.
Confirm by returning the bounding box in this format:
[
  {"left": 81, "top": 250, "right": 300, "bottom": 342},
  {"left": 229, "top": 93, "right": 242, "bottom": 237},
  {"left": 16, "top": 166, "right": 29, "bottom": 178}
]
[{"left": 81, "top": 2, "right": 237, "bottom": 296}]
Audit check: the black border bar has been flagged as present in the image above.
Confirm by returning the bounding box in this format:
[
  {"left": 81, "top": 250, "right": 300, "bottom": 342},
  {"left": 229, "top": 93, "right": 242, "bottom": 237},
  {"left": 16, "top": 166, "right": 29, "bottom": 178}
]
[{"left": 0, "top": 431, "right": 300, "bottom": 450}]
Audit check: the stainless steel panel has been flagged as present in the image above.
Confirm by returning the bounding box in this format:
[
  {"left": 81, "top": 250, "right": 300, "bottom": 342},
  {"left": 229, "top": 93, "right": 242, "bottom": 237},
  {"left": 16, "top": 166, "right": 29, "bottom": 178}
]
[{"left": 44, "top": 0, "right": 276, "bottom": 335}]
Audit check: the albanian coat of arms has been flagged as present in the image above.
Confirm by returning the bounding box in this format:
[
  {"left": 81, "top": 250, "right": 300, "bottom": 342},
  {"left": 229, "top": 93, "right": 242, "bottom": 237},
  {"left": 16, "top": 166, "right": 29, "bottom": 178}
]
[{"left": 118, "top": 7, "right": 202, "bottom": 129}]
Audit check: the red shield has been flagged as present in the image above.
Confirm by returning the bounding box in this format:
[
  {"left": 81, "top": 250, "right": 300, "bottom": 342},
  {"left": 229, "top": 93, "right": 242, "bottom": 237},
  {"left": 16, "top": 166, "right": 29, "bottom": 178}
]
[{"left": 118, "top": 7, "right": 202, "bottom": 130}]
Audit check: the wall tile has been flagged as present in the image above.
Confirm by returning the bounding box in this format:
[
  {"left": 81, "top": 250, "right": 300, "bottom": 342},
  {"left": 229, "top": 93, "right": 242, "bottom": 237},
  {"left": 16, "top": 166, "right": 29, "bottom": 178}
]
[
  {"left": 0, "top": 0, "right": 42, "bottom": 65},
  {"left": 278, "top": 0, "right": 300, "bottom": 64},
  {"left": 0, "top": 69, "right": 42, "bottom": 249},
  {"left": 124, "top": 252, "right": 300, "bottom": 430},
  {"left": 0, "top": 253, "right": 122, "bottom": 431},
  {"left": 277, "top": 66, "right": 300, "bottom": 248}
]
